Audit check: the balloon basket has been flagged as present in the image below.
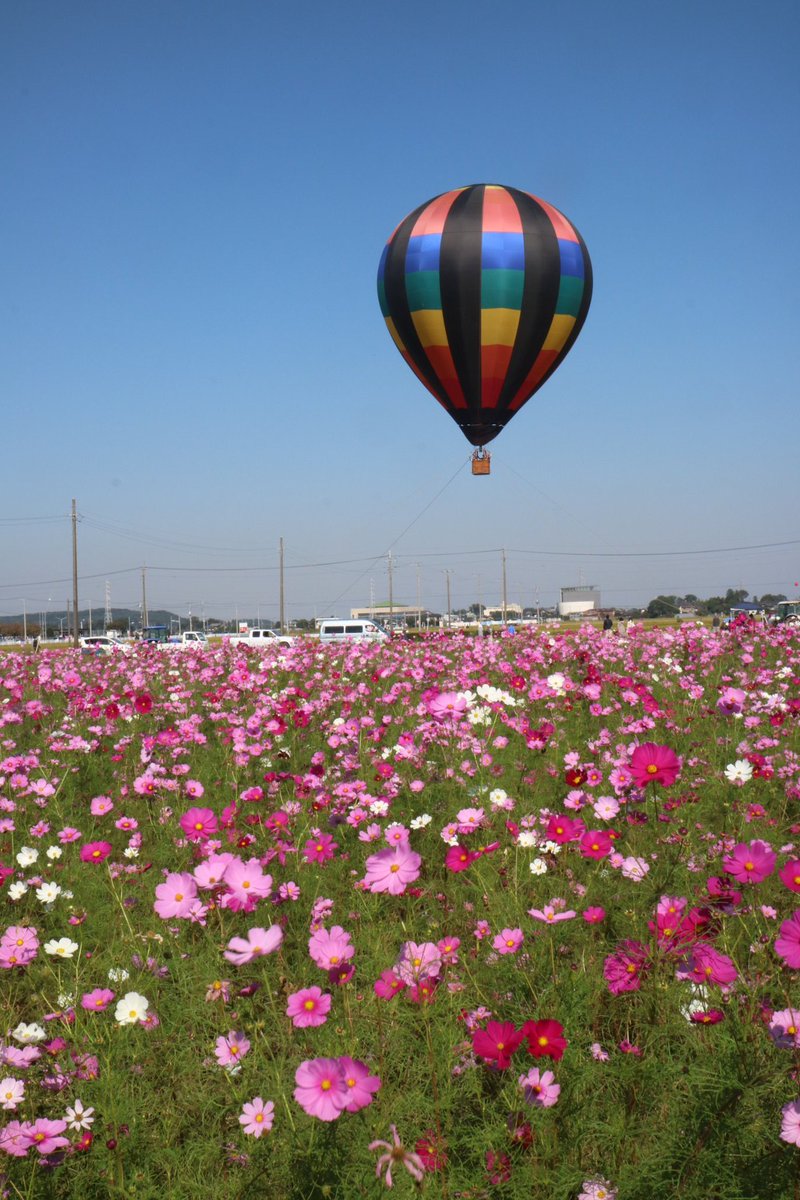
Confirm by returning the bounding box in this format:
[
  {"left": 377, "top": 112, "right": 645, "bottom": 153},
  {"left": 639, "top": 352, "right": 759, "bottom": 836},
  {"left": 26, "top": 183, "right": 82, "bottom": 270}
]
[{"left": 471, "top": 449, "right": 491, "bottom": 476}]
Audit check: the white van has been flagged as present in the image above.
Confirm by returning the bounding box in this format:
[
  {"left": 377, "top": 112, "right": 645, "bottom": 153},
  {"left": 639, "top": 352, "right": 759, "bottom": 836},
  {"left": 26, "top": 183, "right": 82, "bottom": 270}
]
[{"left": 318, "top": 619, "right": 390, "bottom": 644}]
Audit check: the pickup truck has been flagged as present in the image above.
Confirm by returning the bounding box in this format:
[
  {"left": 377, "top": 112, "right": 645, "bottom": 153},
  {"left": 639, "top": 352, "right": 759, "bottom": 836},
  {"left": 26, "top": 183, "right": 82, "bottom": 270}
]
[{"left": 227, "top": 628, "right": 294, "bottom": 648}]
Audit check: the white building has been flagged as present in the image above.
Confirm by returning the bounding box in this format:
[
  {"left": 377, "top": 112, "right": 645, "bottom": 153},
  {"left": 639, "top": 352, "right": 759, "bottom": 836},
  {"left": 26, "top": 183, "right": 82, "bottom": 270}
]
[{"left": 559, "top": 585, "right": 601, "bottom": 618}]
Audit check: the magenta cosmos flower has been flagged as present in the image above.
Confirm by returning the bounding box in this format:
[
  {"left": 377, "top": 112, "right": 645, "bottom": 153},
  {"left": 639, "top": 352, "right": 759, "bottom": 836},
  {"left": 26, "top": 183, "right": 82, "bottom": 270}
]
[
  {"left": 781, "top": 1099, "right": 800, "bottom": 1146},
  {"left": 224, "top": 925, "right": 283, "bottom": 965},
  {"left": 286, "top": 986, "right": 331, "bottom": 1028},
  {"left": 492, "top": 928, "right": 524, "bottom": 955},
  {"left": 222, "top": 858, "right": 273, "bottom": 906},
  {"left": 81, "top": 988, "right": 115, "bottom": 1012},
  {"left": 603, "top": 940, "right": 650, "bottom": 994},
  {"left": 179, "top": 807, "right": 218, "bottom": 843},
  {"left": 363, "top": 846, "right": 421, "bottom": 895},
  {"left": 775, "top": 911, "right": 800, "bottom": 969},
  {"left": 293, "top": 1057, "right": 349, "bottom": 1121},
  {"left": 628, "top": 743, "right": 681, "bottom": 788},
  {"left": 472, "top": 1021, "right": 525, "bottom": 1070},
  {"left": 79, "top": 841, "right": 113, "bottom": 864},
  {"left": 24, "top": 1117, "right": 70, "bottom": 1155},
  {"left": 396, "top": 941, "right": 441, "bottom": 984},
  {"left": 239, "top": 1097, "right": 274, "bottom": 1137},
  {"left": 722, "top": 840, "right": 776, "bottom": 885}
]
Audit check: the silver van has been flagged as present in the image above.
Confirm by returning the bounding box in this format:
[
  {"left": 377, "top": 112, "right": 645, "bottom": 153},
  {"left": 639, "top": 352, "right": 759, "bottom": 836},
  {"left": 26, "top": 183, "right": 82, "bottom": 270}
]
[{"left": 318, "top": 619, "right": 390, "bottom": 644}]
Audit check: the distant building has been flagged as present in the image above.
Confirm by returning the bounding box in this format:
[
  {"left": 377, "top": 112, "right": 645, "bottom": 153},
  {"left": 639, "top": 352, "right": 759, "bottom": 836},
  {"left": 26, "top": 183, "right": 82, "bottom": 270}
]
[
  {"left": 483, "top": 604, "right": 523, "bottom": 621},
  {"left": 559, "top": 585, "right": 600, "bottom": 618}
]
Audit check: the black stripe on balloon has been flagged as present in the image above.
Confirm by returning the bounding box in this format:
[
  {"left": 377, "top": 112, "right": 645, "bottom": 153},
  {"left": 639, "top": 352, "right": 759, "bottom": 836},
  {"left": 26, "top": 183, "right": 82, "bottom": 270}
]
[
  {"left": 381, "top": 198, "right": 450, "bottom": 409},
  {"left": 439, "top": 186, "right": 484, "bottom": 432},
  {"left": 495, "top": 188, "right": 563, "bottom": 414},
  {"left": 529, "top": 225, "right": 593, "bottom": 397}
]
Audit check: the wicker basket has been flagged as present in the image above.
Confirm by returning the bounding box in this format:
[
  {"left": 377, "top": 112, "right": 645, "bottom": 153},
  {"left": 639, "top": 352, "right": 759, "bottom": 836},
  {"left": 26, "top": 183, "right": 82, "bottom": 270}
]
[{"left": 471, "top": 450, "right": 491, "bottom": 475}]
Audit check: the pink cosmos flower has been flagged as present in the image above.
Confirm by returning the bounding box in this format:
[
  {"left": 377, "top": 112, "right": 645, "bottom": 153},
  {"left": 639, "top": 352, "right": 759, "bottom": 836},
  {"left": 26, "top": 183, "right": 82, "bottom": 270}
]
[
  {"left": 722, "top": 840, "right": 776, "bottom": 884},
  {"left": 224, "top": 925, "right": 284, "bottom": 965},
  {"left": 579, "top": 1180, "right": 618, "bottom": 1200},
  {"left": 214, "top": 1031, "right": 250, "bottom": 1068},
  {"left": 308, "top": 926, "right": 354, "bottom": 971},
  {"left": 769, "top": 1008, "right": 800, "bottom": 1049},
  {"left": 239, "top": 1096, "right": 274, "bottom": 1137},
  {"left": 369, "top": 1124, "right": 426, "bottom": 1185},
  {"left": 0, "top": 1078, "right": 24, "bottom": 1110},
  {"left": 338, "top": 1056, "right": 381, "bottom": 1112},
  {"left": 363, "top": 846, "right": 421, "bottom": 895},
  {"left": 24, "top": 1117, "right": 70, "bottom": 1155},
  {"left": 193, "top": 852, "right": 235, "bottom": 890},
  {"left": 153, "top": 872, "right": 198, "bottom": 920},
  {"left": 426, "top": 691, "right": 468, "bottom": 721},
  {"left": 717, "top": 687, "right": 746, "bottom": 715},
  {"left": 492, "top": 928, "right": 524, "bottom": 955},
  {"left": 528, "top": 906, "right": 577, "bottom": 924},
  {"left": 781, "top": 1099, "right": 800, "bottom": 1146},
  {"left": 222, "top": 858, "right": 273, "bottom": 906},
  {"left": 81, "top": 988, "right": 115, "bottom": 1012},
  {"left": 293, "top": 1057, "right": 349, "bottom": 1121},
  {"left": 396, "top": 941, "right": 441, "bottom": 984},
  {"left": 179, "top": 807, "right": 218, "bottom": 843},
  {"left": 445, "top": 844, "right": 480, "bottom": 872},
  {"left": 79, "top": 841, "right": 113, "bottom": 864},
  {"left": 628, "top": 743, "right": 681, "bottom": 788},
  {"left": 286, "top": 986, "right": 331, "bottom": 1028},
  {"left": 518, "top": 1067, "right": 560, "bottom": 1107},
  {"left": 775, "top": 911, "right": 800, "bottom": 968},
  {"left": 583, "top": 907, "right": 606, "bottom": 924},
  {"left": 545, "top": 814, "right": 585, "bottom": 844}
]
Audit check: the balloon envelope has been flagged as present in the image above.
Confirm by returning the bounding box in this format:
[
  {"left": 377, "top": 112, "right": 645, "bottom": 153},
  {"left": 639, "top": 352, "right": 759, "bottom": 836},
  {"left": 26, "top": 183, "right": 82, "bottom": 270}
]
[{"left": 378, "top": 184, "right": 592, "bottom": 447}]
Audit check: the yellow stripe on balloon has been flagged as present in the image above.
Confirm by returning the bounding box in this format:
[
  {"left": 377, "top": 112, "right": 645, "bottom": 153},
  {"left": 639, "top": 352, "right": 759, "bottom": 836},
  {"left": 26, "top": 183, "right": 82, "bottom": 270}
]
[
  {"left": 481, "top": 308, "right": 520, "bottom": 348},
  {"left": 412, "top": 309, "right": 448, "bottom": 348},
  {"left": 542, "top": 314, "right": 575, "bottom": 353}
]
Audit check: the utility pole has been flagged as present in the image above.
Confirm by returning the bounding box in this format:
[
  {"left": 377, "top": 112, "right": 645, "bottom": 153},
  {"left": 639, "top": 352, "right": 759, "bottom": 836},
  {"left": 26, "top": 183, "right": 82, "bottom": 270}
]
[
  {"left": 279, "top": 537, "right": 285, "bottom": 633},
  {"left": 445, "top": 570, "right": 452, "bottom": 629},
  {"left": 416, "top": 563, "right": 422, "bottom": 630},
  {"left": 388, "top": 552, "right": 394, "bottom": 627},
  {"left": 141, "top": 566, "right": 148, "bottom": 631},
  {"left": 71, "top": 499, "right": 79, "bottom": 647},
  {"left": 22, "top": 599, "right": 27, "bottom": 643},
  {"left": 501, "top": 548, "right": 508, "bottom": 625},
  {"left": 104, "top": 580, "right": 111, "bottom": 633}
]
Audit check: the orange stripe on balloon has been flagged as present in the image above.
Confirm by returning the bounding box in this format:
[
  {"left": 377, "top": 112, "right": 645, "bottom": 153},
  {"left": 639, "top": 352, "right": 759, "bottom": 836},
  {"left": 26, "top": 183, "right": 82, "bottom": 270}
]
[
  {"left": 481, "top": 345, "right": 514, "bottom": 409},
  {"left": 426, "top": 345, "right": 467, "bottom": 409},
  {"left": 482, "top": 186, "right": 523, "bottom": 233},
  {"left": 410, "top": 189, "right": 464, "bottom": 237},
  {"left": 527, "top": 194, "right": 578, "bottom": 242}
]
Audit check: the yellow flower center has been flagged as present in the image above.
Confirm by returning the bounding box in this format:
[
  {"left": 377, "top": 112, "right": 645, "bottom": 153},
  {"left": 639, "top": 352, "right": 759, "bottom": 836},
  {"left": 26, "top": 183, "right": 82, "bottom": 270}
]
[{"left": 304, "top": 1000, "right": 315, "bottom": 1011}]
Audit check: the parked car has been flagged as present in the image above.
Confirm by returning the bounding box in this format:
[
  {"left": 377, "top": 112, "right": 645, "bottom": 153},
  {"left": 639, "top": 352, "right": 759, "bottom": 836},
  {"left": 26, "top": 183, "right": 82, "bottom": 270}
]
[
  {"left": 228, "top": 628, "right": 294, "bottom": 648},
  {"left": 80, "top": 635, "right": 129, "bottom": 656}
]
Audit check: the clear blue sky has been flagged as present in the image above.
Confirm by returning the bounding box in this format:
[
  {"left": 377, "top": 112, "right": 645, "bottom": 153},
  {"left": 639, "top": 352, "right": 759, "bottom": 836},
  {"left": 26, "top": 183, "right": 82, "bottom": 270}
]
[{"left": 2, "top": 0, "right": 799, "bottom": 623}]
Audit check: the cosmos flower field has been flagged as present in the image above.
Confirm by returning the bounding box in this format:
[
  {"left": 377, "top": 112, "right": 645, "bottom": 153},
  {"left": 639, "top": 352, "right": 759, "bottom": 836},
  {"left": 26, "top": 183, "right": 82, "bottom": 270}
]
[{"left": 1, "top": 622, "right": 800, "bottom": 1199}]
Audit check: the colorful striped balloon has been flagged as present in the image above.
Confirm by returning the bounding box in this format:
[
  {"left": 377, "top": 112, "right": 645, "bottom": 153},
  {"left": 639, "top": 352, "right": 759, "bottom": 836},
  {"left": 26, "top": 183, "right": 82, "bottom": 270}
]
[{"left": 377, "top": 184, "right": 592, "bottom": 448}]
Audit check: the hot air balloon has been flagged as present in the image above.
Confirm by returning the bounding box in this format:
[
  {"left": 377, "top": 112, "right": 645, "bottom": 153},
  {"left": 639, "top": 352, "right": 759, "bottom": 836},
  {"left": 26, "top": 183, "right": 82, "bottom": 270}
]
[{"left": 377, "top": 184, "right": 592, "bottom": 474}]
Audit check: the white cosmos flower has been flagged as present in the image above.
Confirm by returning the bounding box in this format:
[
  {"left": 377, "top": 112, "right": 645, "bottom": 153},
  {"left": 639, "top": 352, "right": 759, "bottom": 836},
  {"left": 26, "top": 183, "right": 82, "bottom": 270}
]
[
  {"left": 16, "top": 847, "right": 38, "bottom": 868},
  {"left": 410, "top": 814, "right": 432, "bottom": 830},
  {"left": 45, "top": 846, "right": 63, "bottom": 860},
  {"left": 725, "top": 760, "right": 754, "bottom": 784},
  {"left": 64, "top": 1099, "right": 95, "bottom": 1130},
  {"left": 12, "top": 1022, "right": 46, "bottom": 1044},
  {"left": 44, "top": 937, "right": 79, "bottom": 959},
  {"left": 7, "top": 882, "right": 28, "bottom": 901},
  {"left": 108, "top": 967, "right": 130, "bottom": 983},
  {"left": 114, "top": 991, "right": 150, "bottom": 1025},
  {"left": 35, "top": 881, "right": 61, "bottom": 903},
  {"left": 0, "top": 1077, "right": 24, "bottom": 1110},
  {"left": 530, "top": 858, "right": 548, "bottom": 875},
  {"left": 517, "top": 831, "right": 539, "bottom": 848}
]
